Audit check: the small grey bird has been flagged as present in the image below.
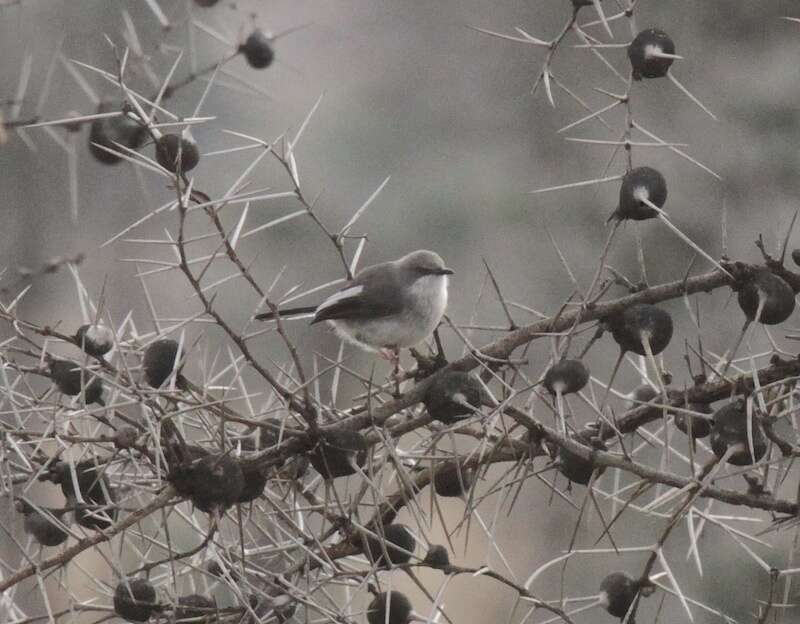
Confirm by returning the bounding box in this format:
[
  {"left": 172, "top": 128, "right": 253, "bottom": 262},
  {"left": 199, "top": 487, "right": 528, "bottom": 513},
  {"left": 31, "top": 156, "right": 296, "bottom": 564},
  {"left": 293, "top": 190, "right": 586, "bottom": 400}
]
[{"left": 256, "top": 250, "right": 453, "bottom": 355}]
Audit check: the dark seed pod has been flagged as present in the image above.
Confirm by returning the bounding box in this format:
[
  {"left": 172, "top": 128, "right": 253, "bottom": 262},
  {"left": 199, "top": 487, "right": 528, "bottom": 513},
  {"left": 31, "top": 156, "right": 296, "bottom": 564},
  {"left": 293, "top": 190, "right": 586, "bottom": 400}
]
[
  {"left": 792, "top": 249, "right": 800, "bottom": 267},
  {"left": 544, "top": 359, "right": 589, "bottom": 395},
  {"left": 558, "top": 429, "right": 606, "bottom": 486},
  {"left": 170, "top": 452, "right": 245, "bottom": 512},
  {"left": 114, "top": 425, "right": 139, "bottom": 450},
  {"left": 608, "top": 304, "right": 673, "bottom": 356},
  {"left": 423, "top": 371, "right": 485, "bottom": 423},
  {"left": 258, "top": 418, "right": 286, "bottom": 447},
  {"left": 628, "top": 28, "right": 676, "bottom": 80},
  {"left": 176, "top": 595, "right": 216, "bottom": 621},
  {"left": 75, "top": 323, "right": 114, "bottom": 357},
  {"left": 235, "top": 436, "right": 269, "bottom": 503},
  {"left": 206, "top": 559, "right": 239, "bottom": 581},
  {"left": 432, "top": 464, "right": 473, "bottom": 497},
  {"left": 194, "top": 0, "right": 219, "bottom": 6},
  {"left": 599, "top": 572, "right": 640, "bottom": 618},
  {"left": 614, "top": 167, "right": 667, "bottom": 221},
  {"left": 143, "top": 339, "right": 181, "bottom": 388},
  {"left": 710, "top": 400, "right": 767, "bottom": 466},
  {"left": 237, "top": 462, "right": 268, "bottom": 503},
  {"left": 89, "top": 102, "right": 147, "bottom": 165},
  {"left": 308, "top": 430, "right": 368, "bottom": 479},
  {"left": 241, "top": 595, "right": 269, "bottom": 624},
  {"left": 155, "top": 133, "right": 200, "bottom": 173},
  {"left": 626, "top": 384, "right": 658, "bottom": 410},
  {"left": 284, "top": 455, "right": 310, "bottom": 481},
  {"left": 571, "top": 0, "right": 603, "bottom": 6},
  {"left": 674, "top": 403, "right": 712, "bottom": 439},
  {"left": 423, "top": 544, "right": 450, "bottom": 568},
  {"left": 366, "top": 592, "right": 413, "bottom": 624},
  {"left": 15, "top": 499, "right": 68, "bottom": 546},
  {"left": 241, "top": 30, "right": 275, "bottom": 69},
  {"left": 49, "top": 359, "right": 104, "bottom": 404},
  {"left": 737, "top": 270, "right": 795, "bottom": 325},
  {"left": 114, "top": 579, "right": 159, "bottom": 622},
  {"left": 363, "top": 524, "right": 416, "bottom": 567},
  {"left": 48, "top": 460, "right": 117, "bottom": 529},
  {"left": 259, "top": 417, "right": 300, "bottom": 447}
]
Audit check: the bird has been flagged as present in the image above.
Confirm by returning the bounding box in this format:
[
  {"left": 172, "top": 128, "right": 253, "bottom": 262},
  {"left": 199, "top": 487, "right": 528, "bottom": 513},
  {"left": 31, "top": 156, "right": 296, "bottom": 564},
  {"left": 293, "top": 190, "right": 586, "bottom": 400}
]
[{"left": 255, "top": 250, "right": 453, "bottom": 357}]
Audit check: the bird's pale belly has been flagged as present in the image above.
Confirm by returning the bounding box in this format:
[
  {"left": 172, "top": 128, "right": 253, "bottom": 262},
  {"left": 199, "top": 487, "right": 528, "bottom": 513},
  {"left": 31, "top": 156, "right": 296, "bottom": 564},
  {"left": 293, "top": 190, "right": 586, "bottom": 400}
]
[
  {"left": 330, "top": 316, "right": 428, "bottom": 350},
  {"left": 329, "top": 274, "right": 448, "bottom": 350}
]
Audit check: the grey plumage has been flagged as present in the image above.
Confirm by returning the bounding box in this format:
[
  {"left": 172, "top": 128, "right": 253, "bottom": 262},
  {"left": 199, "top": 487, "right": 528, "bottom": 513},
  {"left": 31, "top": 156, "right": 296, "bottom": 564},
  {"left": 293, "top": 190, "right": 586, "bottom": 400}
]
[{"left": 255, "top": 250, "right": 452, "bottom": 351}]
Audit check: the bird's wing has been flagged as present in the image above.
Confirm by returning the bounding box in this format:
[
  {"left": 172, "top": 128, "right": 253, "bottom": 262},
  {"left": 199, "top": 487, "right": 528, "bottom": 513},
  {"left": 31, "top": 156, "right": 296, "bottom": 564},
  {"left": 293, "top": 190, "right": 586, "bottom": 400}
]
[{"left": 312, "top": 262, "right": 404, "bottom": 323}]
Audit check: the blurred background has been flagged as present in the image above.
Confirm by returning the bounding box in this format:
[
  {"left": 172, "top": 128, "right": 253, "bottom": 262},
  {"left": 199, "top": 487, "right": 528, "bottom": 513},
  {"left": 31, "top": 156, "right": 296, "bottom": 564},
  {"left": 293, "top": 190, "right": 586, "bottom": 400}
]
[{"left": 3, "top": 0, "right": 800, "bottom": 622}]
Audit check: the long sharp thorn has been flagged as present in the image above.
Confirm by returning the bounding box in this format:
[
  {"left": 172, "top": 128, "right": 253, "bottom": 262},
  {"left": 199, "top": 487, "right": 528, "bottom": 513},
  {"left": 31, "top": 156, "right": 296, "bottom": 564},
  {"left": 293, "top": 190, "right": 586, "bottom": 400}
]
[
  {"left": 667, "top": 70, "right": 717, "bottom": 120},
  {"left": 592, "top": 0, "right": 613, "bottom": 38}
]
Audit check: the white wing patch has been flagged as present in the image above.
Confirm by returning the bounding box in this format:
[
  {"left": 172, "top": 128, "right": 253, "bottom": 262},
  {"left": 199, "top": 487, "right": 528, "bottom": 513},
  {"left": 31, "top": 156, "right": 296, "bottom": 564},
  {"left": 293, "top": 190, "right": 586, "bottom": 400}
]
[{"left": 315, "top": 285, "right": 364, "bottom": 314}]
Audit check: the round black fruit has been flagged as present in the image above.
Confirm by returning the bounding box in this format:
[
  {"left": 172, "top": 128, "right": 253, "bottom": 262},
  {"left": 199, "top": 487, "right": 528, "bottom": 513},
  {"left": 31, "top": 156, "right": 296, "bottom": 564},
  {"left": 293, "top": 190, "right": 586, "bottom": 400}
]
[
  {"left": 241, "top": 30, "right": 275, "bottom": 69},
  {"left": 75, "top": 323, "right": 115, "bottom": 357},
  {"left": 308, "top": 430, "right": 368, "bottom": 479},
  {"left": 49, "top": 359, "right": 104, "bottom": 404},
  {"left": 674, "top": 403, "right": 712, "bottom": 439},
  {"left": 170, "top": 452, "right": 245, "bottom": 512},
  {"left": 608, "top": 304, "right": 673, "bottom": 356},
  {"left": 114, "top": 579, "right": 159, "bottom": 622},
  {"left": 143, "top": 339, "right": 181, "bottom": 388},
  {"left": 628, "top": 28, "right": 676, "bottom": 80},
  {"left": 15, "top": 499, "right": 68, "bottom": 546},
  {"left": 89, "top": 102, "right": 147, "bottom": 165},
  {"left": 737, "top": 270, "right": 795, "bottom": 325},
  {"left": 363, "top": 524, "right": 416, "bottom": 567},
  {"left": 626, "top": 384, "right": 658, "bottom": 410},
  {"left": 115, "top": 425, "right": 139, "bottom": 450},
  {"left": 423, "top": 544, "right": 450, "bottom": 568},
  {"left": 235, "top": 438, "right": 269, "bottom": 503},
  {"left": 710, "top": 400, "right": 767, "bottom": 466},
  {"left": 155, "top": 134, "right": 200, "bottom": 173},
  {"left": 432, "top": 464, "right": 473, "bottom": 497},
  {"left": 366, "top": 592, "right": 412, "bottom": 624},
  {"left": 599, "top": 572, "right": 640, "bottom": 618},
  {"left": 237, "top": 461, "right": 268, "bottom": 504},
  {"left": 50, "top": 461, "right": 117, "bottom": 530},
  {"left": 423, "top": 371, "right": 485, "bottom": 424},
  {"left": 544, "top": 359, "right": 590, "bottom": 395},
  {"left": 206, "top": 559, "right": 239, "bottom": 581},
  {"left": 558, "top": 429, "right": 606, "bottom": 486},
  {"left": 615, "top": 167, "right": 667, "bottom": 221}
]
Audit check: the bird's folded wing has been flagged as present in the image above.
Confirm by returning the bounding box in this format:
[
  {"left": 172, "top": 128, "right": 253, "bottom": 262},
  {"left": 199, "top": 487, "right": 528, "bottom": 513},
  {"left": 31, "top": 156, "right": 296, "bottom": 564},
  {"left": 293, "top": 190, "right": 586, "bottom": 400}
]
[{"left": 312, "top": 266, "right": 404, "bottom": 323}]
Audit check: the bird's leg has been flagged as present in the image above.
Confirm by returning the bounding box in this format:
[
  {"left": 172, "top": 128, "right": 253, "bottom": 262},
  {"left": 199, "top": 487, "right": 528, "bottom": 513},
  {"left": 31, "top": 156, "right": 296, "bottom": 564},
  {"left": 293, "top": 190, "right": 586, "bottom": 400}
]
[
  {"left": 386, "top": 346, "right": 402, "bottom": 397},
  {"left": 433, "top": 327, "right": 448, "bottom": 368},
  {"left": 393, "top": 348, "right": 402, "bottom": 397}
]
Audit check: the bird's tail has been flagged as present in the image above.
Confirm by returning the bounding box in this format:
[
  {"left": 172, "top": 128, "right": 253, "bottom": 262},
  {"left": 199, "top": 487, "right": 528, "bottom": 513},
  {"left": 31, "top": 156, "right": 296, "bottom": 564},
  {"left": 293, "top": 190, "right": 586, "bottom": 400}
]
[{"left": 255, "top": 306, "right": 318, "bottom": 321}]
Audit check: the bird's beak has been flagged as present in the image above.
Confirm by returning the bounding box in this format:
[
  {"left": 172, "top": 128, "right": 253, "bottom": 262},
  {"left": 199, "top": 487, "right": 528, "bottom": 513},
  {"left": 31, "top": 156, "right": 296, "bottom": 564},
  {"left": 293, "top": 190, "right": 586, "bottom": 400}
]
[{"left": 438, "top": 267, "right": 454, "bottom": 275}]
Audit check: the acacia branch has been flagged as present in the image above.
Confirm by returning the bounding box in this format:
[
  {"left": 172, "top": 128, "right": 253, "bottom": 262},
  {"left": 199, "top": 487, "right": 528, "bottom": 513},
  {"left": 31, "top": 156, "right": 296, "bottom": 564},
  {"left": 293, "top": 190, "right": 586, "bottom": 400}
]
[{"left": 0, "top": 486, "right": 176, "bottom": 593}]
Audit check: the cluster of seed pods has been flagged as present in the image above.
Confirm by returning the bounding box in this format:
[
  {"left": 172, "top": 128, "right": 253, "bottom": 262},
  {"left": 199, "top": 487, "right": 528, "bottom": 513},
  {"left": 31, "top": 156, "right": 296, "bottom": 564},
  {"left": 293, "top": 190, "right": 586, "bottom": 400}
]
[{"left": 82, "top": 3, "right": 279, "bottom": 174}]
